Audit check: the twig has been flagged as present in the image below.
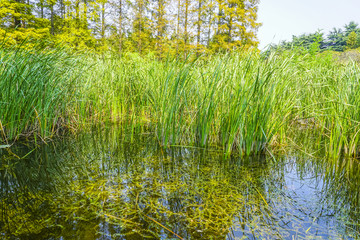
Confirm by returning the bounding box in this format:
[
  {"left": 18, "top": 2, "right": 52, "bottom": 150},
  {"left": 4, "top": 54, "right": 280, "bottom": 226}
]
[{"left": 142, "top": 214, "right": 184, "bottom": 240}]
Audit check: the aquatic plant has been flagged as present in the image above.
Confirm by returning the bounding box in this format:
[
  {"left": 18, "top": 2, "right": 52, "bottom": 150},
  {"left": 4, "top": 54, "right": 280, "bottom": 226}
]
[
  {"left": 78, "top": 52, "right": 297, "bottom": 156},
  {"left": 0, "top": 45, "right": 80, "bottom": 143},
  {"left": 1, "top": 43, "right": 360, "bottom": 158},
  {"left": 1, "top": 127, "right": 360, "bottom": 239}
]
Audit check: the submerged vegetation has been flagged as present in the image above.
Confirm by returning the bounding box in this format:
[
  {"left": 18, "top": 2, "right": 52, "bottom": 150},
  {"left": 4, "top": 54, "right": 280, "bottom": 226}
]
[
  {"left": 1, "top": 127, "right": 359, "bottom": 239},
  {"left": 1, "top": 43, "right": 360, "bottom": 159}
]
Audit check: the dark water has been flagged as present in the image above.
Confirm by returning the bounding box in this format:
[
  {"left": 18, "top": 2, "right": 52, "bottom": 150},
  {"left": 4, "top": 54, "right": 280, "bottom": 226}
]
[{"left": 0, "top": 126, "right": 360, "bottom": 239}]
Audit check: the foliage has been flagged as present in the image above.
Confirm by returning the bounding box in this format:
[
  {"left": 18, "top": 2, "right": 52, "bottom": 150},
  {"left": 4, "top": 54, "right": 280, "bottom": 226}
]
[
  {"left": 0, "top": 0, "right": 260, "bottom": 55},
  {"left": 347, "top": 31, "right": 359, "bottom": 49},
  {"left": 269, "top": 21, "right": 360, "bottom": 53}
]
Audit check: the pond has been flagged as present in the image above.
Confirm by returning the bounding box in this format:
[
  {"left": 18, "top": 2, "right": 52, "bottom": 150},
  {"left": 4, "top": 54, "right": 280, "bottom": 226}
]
[{"left": 0, "top": 126, "right": 360, "bottom": 239}]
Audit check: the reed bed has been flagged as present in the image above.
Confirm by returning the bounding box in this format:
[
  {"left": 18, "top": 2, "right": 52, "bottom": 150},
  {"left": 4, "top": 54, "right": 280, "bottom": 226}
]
[
  {"left": 1, "top": 44, "right": 360, "bottom": 158},
  {"left": 77, "top": 52, "right": 297, "bottom": 156},
  {"left": 0, "top": 45, "right": 80, "bottom": 143}
]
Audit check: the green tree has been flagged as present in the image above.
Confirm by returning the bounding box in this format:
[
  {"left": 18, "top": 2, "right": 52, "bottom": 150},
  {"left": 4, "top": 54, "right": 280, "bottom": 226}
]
[
  {"left": 327, "top": 28, "right": 346, "bottom": 51},
  {"left": 131, "top": 0, "right": 152, "bottom": 53},
  {"left": 152, "top": 0, "right": 168, "bottom": 57},
  {"left": 109, "top": 0, "right": 127, "bottom": 53},
  {"left": 346, "top": 31, "right": 358, "bottom": 49},
  {"left": 194, "top": 0, "right": 204, "bottom": 55},
  {"left": 345, "top": 21, "right": 359, "bottom": 36},
  {"left": 0, "top": 0, "right": 50, "bottom": 45},
  {"left": 0, "top": 0, "right": 262, "bottom": 53},
  {"left": 210, "top": 0, "right": 259, "bottom": 52}
]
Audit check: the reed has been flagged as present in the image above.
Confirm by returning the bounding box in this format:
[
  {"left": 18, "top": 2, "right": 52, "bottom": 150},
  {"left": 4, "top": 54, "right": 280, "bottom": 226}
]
[
  {"left": 0, "top": 45, "right": 80, "bottom": 143},
  {"left": 1, "top": 43, "right": 360, "bottom": 158},
  {"left": 78, "top": 52, "right": 297, "bottom": 155}
]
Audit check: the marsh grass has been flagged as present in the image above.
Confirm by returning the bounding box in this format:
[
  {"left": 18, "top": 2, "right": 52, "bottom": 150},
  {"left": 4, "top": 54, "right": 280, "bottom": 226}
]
[
  {"left": 78, "top": 52, "right": 299, "bottom": 156},
  {"left": 0, "top": 45, "right": 80, "bottom": 143},
  {"left": 1, "top": 44, "right": 360, "bottom": 158}
]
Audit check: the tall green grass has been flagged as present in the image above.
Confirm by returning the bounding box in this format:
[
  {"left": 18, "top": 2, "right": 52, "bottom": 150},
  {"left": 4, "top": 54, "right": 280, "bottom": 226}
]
[
  {"left": 1, "top": 44, "right": 360, "bottom": 158},
  {"left": 287, "top": 53, "right": 360, "bottom": 158},
  {"left": 77, "top": 52, "right": 296, "bottom": 156},
  {"left": 0, "top": 45, "right": 80, "bottom": 143}
]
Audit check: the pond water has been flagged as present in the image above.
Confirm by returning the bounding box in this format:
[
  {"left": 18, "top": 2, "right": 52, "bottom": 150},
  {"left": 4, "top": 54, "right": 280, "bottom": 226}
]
[{"left": 0, "top": 126, "right": 360, "bottom": 239}]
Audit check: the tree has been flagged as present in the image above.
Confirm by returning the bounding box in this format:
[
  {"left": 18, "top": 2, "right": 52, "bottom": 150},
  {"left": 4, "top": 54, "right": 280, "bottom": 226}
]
[
  {"left": 131, "top": 0, "right": 152, "bottom": 53},
  {"left": 346, "top": 31, "right": 358, "bottom": 49},
  {"left": 0, "top": 0, "right": 50, "bottom": 45},
  {"left": 152, "top": 0, "right": 168, "bottom": 57},
  {"left": 327, "top": 28, "right": 346, "bottom": 51},
  {"left": 194, "top": 0, "right": 203, "bottom": 55},
  {"left": 345, "top": 21, "right": 359, "bottom": 36},
  {"left": 110, "top": 0, "right": 126, "bottom": 53},
  {"left": 0, "top": 0, "right": 262, "bottom": 53},
  {"left": 182, "top": 0, "right": 192, "bottom": 57},
  {"left": 210, "top": 0, "right": 260, "bottom": 52},
  {"left": 269, "top": 21, "right": 360, "bottom": 53}
]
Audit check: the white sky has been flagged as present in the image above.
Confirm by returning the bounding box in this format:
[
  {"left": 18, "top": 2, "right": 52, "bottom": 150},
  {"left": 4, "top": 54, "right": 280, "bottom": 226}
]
[{"left": 257, "top": 0, "right": 360, "bottom": 50}]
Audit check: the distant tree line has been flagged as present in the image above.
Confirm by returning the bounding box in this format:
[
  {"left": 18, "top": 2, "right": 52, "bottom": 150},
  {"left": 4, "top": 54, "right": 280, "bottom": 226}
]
[
  {"left": 270, "top": 21, "right": 360, "bottom": 52},
  {"left": 0, "top": 0, "right": 260, "bottom": 55}
]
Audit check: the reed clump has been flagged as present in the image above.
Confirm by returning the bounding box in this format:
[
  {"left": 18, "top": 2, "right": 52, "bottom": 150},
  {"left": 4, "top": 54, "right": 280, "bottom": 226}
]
[
  {"left": 78, "top": 52, "right": 297, "bottom": 156},
  {"left": 1, "top": 44, "right": 360, "bottom": 158},
  {"left": 0, "top": 45, "right": 80, "bottom": 143}
]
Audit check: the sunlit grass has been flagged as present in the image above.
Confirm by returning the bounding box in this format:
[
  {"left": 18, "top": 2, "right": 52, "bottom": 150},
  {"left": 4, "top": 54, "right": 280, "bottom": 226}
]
[
  {"left": 78, "top": 52, "right": 297, "bottom": 156},
  {"left": 1, "top": 44, "right": 360, "bottom": 158},
  {"left": 0, "top": 45, "right": 80, "bottom": 143}
]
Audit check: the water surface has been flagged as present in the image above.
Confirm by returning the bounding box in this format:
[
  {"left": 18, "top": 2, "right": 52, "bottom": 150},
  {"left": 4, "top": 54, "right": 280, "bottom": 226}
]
[{"left": 0, "top": 126, "right": 359, "bottom": 239}]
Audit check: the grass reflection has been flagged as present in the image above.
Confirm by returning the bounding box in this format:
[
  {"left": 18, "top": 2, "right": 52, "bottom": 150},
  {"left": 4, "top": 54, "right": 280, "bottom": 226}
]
[{"left": 0, "top": 126, "right": 359, "bottom": 239}]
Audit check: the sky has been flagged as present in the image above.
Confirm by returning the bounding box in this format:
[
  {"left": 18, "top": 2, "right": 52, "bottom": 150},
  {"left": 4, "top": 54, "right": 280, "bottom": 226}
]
[{"left": 257, "top": 0, "right": 360, "bottom": 50}]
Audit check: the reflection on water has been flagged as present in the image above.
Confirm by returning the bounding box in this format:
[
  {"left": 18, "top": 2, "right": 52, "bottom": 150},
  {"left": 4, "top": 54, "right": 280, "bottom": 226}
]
[{"left": 0, "top": 126, "right": 360, "bottom": 239}]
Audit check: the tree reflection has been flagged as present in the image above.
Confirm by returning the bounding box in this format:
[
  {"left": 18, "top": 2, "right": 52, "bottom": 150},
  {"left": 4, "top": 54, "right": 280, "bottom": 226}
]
[{"left": 0, "top": 126, "right": 359, "bottom": 239}]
